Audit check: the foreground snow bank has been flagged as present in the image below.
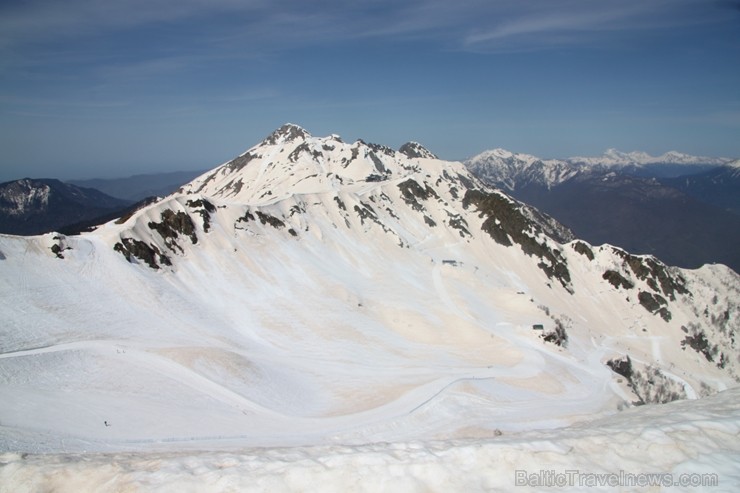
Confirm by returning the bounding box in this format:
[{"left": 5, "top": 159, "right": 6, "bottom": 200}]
[{"left": 2, "top": 389, "right": 739, "bottom": 493}]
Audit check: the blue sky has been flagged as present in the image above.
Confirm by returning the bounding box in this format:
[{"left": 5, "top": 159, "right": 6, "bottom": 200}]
[{"left": 1, "top": 0, "right": 739, "bottom": 181}]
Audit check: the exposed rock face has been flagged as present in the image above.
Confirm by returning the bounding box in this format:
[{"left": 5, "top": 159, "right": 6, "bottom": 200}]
[
  {"left": 462, "top": 189, "right": 572, "bottom": 291},
  {"left": 115, "top": 207, "right": 199, "bottom": 268},
  {"left": 185, "top": 198, "right": 215, "bottom": 232},
  {"left": 399, "top": 142, "right": 437, "bottom": 159},
  {"left": 114, "top": 237, "right": 170, "bottom": 269},
  {"left": 262, "top": 123, "right": 311, "bottom": 146},
  {"left": 603, "top": 270, "right": 634, "bottom": 290}
]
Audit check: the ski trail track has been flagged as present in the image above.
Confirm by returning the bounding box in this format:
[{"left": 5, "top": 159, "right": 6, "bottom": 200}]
[{"left": 0, "top": 327, "right": 613, "bottom": 449}]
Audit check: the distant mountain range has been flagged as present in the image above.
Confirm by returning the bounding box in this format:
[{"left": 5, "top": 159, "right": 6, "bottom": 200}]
[
  {"left": 0, "top": 178, "right": 131, "bottom": 236},
  {"left": 659, "top": 161, "right": 740, "bottom": 215},
  {"left": 0, "top": 170, "right": 206, "bottom": 236},
  {"left": 69, "top": 169, "right": 206, "bottom": 201},
  {"left": 465, "top": 149, "right": 740, "bottom": 273},
  {"left": 568, "top": 148, "right": 732, "bottom": 175},
  {"left": 466, "top": 148, "right": 736, "bottom": 190},
  {"left": 566, "top": 149, "right": 732, "bottom": 168}
]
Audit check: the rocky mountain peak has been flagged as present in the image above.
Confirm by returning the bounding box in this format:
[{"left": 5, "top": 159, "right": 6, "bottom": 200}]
[
  {"left": 184, "top": 126, "right": 465, "bottom": 203},
  {"left": 398, "top": 141, "right": 437, "bottom": 160},
  {"left": 261, "top": 123, "right": 311, "bottom": 146}
]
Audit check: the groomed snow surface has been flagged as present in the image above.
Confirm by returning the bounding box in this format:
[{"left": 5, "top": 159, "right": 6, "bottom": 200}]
[
  {"left": 2, "top": 220, "right": 738, "bottom": 491},
  {"left": 2, "top": 388, "right": 739, "bottom": 492}
]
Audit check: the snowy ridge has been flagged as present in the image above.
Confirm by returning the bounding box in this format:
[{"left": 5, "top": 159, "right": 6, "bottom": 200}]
[
  {"left": 465, "top": 146, "right": 740, "bottom": 273},
  {"left": 726, "top": 158, "right": 740, "bottom": 178},
  {"left": 569, "top": 148, "right": 733, "bottom": 167},
  {"left": 465, "top": 149, "right": 584, "bottom": 191},
  {"left": 181, "top": 123, "right": 447, "bottom": 205},
  {"left": 398, "top": 141, "right": 438, "bottom": 160},
  {"left": 1, "top": 124, "right": 739, "bottom": 487},
  {"left": 465, "top": 147, "right": 736, "bottom": 191}
]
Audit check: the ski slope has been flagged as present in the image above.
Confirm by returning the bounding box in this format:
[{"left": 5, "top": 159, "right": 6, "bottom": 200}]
[
  {"left": 1, "top": 124, "right": 739, "bottom": 489},
  {"left": 0, "top": 224, "right": 635, "bottom": 452},
  {"left": 2, "top": 387, "right": 739, "bottom": 492}
]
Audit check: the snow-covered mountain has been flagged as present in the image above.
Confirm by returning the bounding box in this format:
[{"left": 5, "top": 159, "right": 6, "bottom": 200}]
[
  {"left": 566, "top": 148, "right": 734, "bottom": 179},
  {"left": 465, "top": 148, "right": 735, "bottom": 192},
  {"left": 1, "top": 124, "right": 739, "bottom": 488},
  {"left": 569, "top": 148, "right": 733, "bottom": 168},
  {"left": 0, "top": 178, "right": 131, "bottom": 235},
  {"left": 465, "top": 148, "right": 740, "bottom": 272},
  {"left": 465, "top": 149, "right": 584, "bottom": 192}
]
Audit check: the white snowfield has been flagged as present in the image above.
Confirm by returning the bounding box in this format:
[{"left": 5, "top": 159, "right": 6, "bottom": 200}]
[
  {"left": 1, "top": 124, "right": 739, "bottom": 490},
  {"left": 2, "top": 387, "right": 739, "bottom": 492}
]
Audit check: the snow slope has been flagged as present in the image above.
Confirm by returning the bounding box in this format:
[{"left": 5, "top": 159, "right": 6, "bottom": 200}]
[
  {"left": 1, "top": 124, "right": 739, "bottom": 488},
  {"left": 3, "top": 387, "right": 739, "bottom": 492}
]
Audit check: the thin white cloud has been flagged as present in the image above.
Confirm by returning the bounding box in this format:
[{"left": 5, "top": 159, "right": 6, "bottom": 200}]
[
  {"left": 461, "top": 0, "right": 728, "bottom": 51},
  {"left": 0, "top": 0, "right": 713, "bottom": 121},
  {"left": 0, "top": 0, "right": 732, "bottom": 66},
  {"left": 0, "top": 0, "right": 266, "bottom": 44},
  {"left": 465, "top": 9, "right": 630, "bottom": 45}
]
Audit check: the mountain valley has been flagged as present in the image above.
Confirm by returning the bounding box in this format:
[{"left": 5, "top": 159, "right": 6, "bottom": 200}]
[
  {"left": 1, "top": 125, "right": 739, "bottom": 490},
  {"left": 466, "top": 149, "right": 740, "bottom": 272}
]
